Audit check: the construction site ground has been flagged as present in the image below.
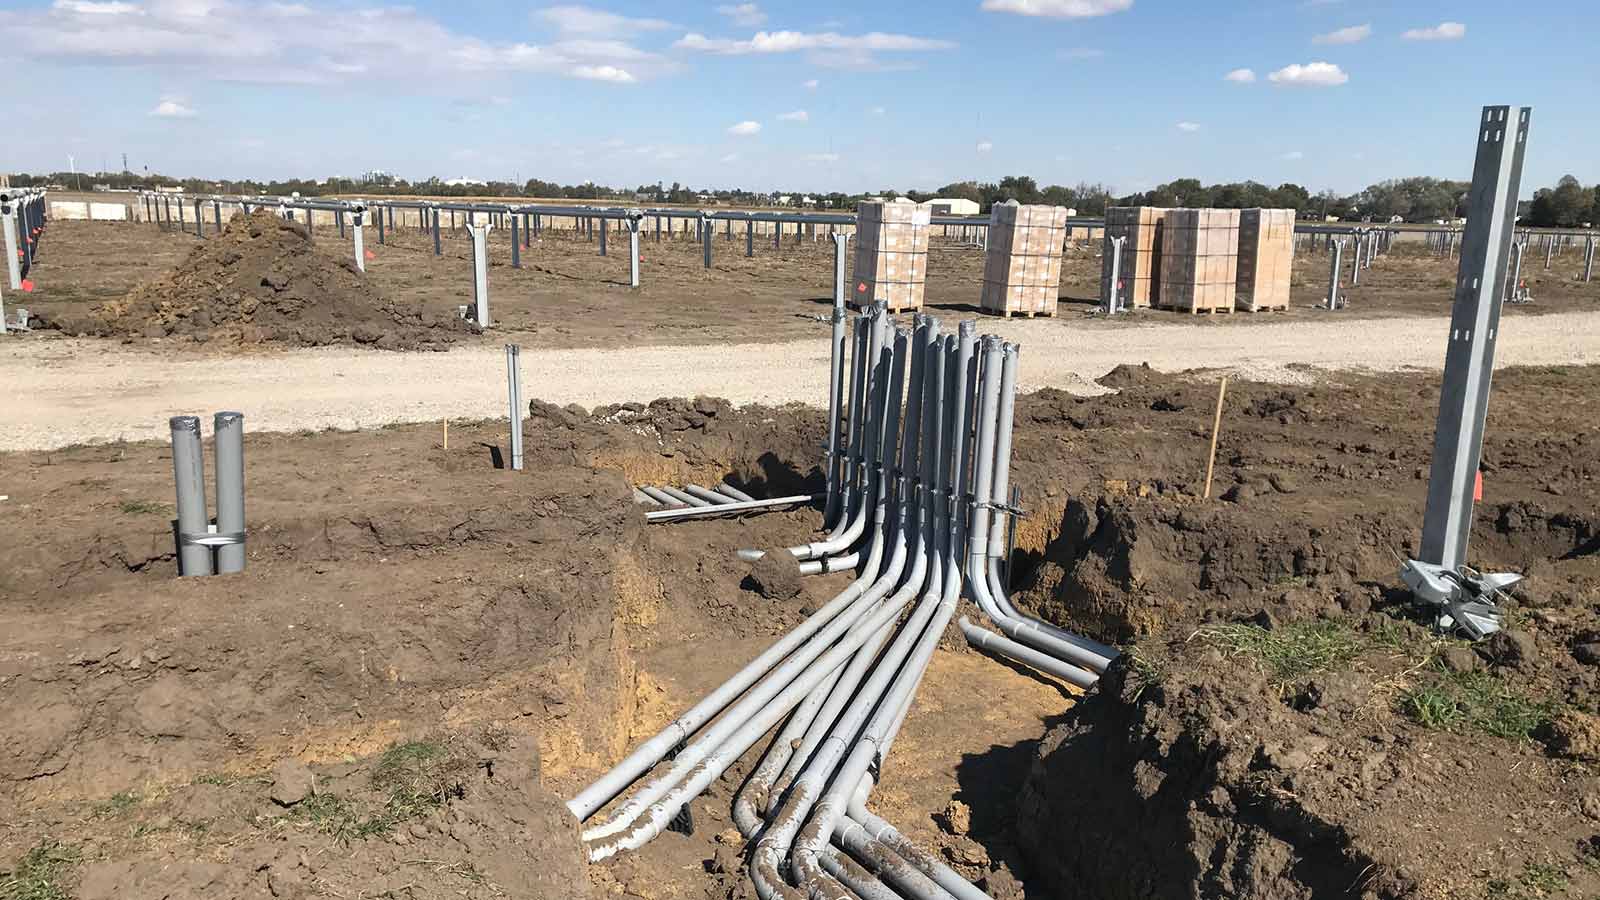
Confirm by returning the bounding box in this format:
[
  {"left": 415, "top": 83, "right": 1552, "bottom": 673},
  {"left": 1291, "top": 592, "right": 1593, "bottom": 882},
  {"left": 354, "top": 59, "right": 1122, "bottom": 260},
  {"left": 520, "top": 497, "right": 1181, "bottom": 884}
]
[{"left": 2, "top": 218, "right": 1599, "bottom": 900}]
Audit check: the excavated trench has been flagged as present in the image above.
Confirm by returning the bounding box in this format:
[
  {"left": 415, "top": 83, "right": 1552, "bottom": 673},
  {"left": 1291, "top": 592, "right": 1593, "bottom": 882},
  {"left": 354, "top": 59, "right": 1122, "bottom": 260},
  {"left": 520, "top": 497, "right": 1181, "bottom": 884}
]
[{"left": 5, "top": 365, "right": 1600, "bottom": 900}]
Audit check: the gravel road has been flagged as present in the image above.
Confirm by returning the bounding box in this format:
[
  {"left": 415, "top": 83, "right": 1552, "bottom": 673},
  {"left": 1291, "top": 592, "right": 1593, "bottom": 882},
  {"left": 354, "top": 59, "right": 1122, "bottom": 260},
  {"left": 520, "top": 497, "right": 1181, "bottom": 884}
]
[{"left": 4, "top": 310, "right": 1598, "bottom": 451}]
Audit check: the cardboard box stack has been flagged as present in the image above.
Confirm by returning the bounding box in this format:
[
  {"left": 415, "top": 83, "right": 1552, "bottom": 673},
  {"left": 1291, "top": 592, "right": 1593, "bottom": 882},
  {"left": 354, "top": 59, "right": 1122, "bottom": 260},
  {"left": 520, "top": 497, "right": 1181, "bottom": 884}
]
[
  {"left": 850, "top": 199, "right": 931, "bottom": 312},
  {"left": 1101, "top": 207, "right": 1169, "bottom": 308},
  {"left": 1235, "top": 208, "right": 1296, "bottom": 311},
  {"left": 1159, "top": 208, "right": 1240, "bottom": 314},
  {"left": 980, "top": 201, "right": 1070, "bottom": 317}
]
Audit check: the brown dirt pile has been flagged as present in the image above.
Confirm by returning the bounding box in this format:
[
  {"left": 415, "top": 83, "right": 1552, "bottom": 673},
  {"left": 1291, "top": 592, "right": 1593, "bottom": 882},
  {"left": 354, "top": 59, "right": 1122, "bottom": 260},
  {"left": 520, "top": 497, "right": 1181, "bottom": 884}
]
[{"left": 45, "top": 209, "right": 475, "bottom": 349}]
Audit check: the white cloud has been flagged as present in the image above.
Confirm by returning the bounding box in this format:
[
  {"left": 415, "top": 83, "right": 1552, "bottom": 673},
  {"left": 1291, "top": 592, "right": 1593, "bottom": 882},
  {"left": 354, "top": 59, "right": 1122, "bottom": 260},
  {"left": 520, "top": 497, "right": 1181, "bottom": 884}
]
[
  {"left": 714, "top": 3, "right": 766, "bottom": 26},
  {"left": 2, "top": 1, "right": 673, "bottom": 85},
  {"left": 1313, "top": 23, "right": 1370, "bottom": 44},
  {"left": 53, "top": 0, "right": 138, "bottom": 13},
  {"left": 976, "top": 140, "right": 993, "bottom": 153},
  {"left": 776, "top": 109, "right": 809, "bottom": 122},
  {"left": 802, "top": 78, "right": 820, "bottom": 89},
  {"left": 980, "top": 0, "right": 1133, "bottom": 18},
  {"left": 674, "top": 30, "right": 954, "bottom": 55},
  {"left": 537, "top": 5, "right": 673, "bottom": 35},
  {"left": 150, "top": 97, "right": 196, "bottom": 118},
  {"left": 727, "top": 120, "right": 762, "bottom": 136},
  {"left": 867, "top": 105, "right": 886, "bottom": 115},
  {"left": 1223, "top": 67, "right": 1256, "bottom": 83},
  {"left": 1175, "top": 121, "right": 1200, "bottom": 132},
  {"left": 1402, "top": 21, "right": 1466, "bottom": 41},
  {"left": 1282, "top": 150, "right": 1305, "bottom": 160},
  {"left": 572, "top": 64, "right": 635, "bottom": 82},
  {"left": 720, "top": 152, "right": 741, "bottom": 163},
  {"left": 804, "top": 152, "right": 840, "bottom": 163},
  {"left": 1268, "top": 61, "right": 1349, "bottom": 86},
  {"left": 1058, "top": 47, "right": 1104, "bottom": 60}
]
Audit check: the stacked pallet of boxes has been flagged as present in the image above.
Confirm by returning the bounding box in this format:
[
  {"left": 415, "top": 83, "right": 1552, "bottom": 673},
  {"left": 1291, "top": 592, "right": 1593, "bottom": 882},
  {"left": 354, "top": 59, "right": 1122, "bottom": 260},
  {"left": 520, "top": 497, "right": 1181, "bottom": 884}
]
[
  {"left": 1159, "top": 208, "right": 1240, "bottom": 314},
  {"left": 850, "top": 199, "right": 931, "bottom": 312},
  {"left": 979, "top": 201, "right": 1069, "bottom": 317},
  {"left": 1235, "top": 208, "right": 1295, "bottom": 312},
  {"left": 1101, "top": 207, "right": 1169, "bottom": 309}
]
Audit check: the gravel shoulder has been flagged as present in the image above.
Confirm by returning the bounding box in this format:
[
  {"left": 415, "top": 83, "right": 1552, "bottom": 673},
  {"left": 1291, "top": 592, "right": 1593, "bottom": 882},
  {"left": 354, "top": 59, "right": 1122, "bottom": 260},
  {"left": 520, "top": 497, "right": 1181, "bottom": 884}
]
[{"left": 4, "top": 309, "right": 1599, "bottom": 451}]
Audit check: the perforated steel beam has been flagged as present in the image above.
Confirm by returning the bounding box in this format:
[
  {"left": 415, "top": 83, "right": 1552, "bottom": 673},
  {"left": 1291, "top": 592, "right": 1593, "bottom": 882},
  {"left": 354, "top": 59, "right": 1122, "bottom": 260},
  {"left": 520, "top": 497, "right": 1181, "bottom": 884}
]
[{"left": 1420, "top": 106, "right": 1532, "bottom": 571}]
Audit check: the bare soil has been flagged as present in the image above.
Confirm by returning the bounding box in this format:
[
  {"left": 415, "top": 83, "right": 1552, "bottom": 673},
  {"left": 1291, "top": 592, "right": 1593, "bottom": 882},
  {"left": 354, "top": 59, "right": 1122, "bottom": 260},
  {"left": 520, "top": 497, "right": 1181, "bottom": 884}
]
[
  {"left": 1004, "top": 364, "right": 1600, "bottom": 900},
  {"left": 34, "top": 211, "right": 473, "bottom": 350},
  {"left": 18, "top": 220, "right": 1599, "bottom": 355},
  {"left": 3, "top": 364, "right": 1599, "bottom": 899}
]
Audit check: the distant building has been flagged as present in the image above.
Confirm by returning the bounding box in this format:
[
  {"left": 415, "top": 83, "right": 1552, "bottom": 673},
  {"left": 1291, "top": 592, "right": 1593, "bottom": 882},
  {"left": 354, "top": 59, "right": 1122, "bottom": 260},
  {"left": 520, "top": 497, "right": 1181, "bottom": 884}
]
[
  {"left": 926, "top": 197, "right": 981, "bottom": 216},
  {"left": 444, "top": 177, "right": 486, "bottom": 188},
  {"left": 775, "top": 195, "right": 793, "bottom": 206}
]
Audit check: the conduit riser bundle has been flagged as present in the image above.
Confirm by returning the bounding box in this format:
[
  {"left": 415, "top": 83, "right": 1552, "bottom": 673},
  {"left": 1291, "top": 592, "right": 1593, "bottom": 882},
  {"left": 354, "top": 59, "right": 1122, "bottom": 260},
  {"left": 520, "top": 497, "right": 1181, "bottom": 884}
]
[{"left": 569, "top": 304, "right": 1117, "bottom": 900}]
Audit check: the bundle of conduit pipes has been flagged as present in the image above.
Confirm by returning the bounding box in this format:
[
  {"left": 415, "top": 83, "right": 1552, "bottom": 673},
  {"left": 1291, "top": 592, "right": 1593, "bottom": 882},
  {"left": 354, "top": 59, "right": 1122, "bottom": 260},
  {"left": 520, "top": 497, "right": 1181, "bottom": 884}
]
[{"left": 567, "top": 302, "right": 1119, "bottom": 900}]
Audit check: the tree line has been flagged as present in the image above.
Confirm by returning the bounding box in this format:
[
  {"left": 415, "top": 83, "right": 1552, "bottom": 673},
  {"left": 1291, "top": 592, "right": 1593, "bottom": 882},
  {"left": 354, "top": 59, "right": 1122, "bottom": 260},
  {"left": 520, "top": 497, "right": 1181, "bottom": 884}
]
[{"left": 7, "top": 168, "right": 1594, "bottom": 226}]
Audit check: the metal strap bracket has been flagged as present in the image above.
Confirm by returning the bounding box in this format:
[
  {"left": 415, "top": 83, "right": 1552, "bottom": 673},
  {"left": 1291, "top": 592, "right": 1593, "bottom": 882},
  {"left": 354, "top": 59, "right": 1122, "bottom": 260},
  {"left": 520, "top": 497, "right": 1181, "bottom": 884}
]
[{"left": 179, "top": 529, "right": 246, "bottom": 548}]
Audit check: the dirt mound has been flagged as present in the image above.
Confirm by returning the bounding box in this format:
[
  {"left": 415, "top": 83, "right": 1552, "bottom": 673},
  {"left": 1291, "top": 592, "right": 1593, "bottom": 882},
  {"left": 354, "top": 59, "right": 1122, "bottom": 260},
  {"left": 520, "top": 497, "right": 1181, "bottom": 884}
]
[
  {"left": 1016, "top": 636, "right": 1600, "bottom": 900},
  {"left": 45, "top": 209, "right": 474, "bottom": 349},
  {"left": 1094, "top": 362, "right": 1161, "bottom": 389}
]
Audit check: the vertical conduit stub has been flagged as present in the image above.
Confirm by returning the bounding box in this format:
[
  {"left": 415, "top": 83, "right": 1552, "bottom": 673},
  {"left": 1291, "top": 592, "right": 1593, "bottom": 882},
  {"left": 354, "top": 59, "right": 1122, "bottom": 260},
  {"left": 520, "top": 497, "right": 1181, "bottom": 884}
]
[
  {"left": 213, "top": 411, "right": 246, "bottom": 574},
  {"left": 169, "top": 415, "right": 214, "bottom": 577}
]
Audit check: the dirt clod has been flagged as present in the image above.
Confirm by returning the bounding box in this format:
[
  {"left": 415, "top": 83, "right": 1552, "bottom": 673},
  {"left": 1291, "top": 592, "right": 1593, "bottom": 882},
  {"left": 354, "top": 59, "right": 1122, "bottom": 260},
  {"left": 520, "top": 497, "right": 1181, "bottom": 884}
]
[
  {"left": 1544, "top": 710, "right": 1600, "bottom": 762},
  {"left": 269, "top": 757, "right": 315, "bottom": 806},
  {"left": 746, "top": 552, "right": 803, "bottom": 600},
  {"left": 1483, "top": 629, "right": 1539, "bottom": 670},
  {"left": 1440, "top": 646, "right": 1481, "bottom": 674}
]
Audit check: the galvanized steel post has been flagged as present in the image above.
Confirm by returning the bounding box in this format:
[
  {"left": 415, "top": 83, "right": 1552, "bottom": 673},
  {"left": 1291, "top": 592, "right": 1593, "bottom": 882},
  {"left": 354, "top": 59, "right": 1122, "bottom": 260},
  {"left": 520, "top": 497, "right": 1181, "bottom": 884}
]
[
  {"left": 702, "top": 215, "right": 713, "bottom": 269},
  {"left": 1585, "top": 236, "right": 1595, "bottom": 283},
  {"left": 746, "top": 219, "right": 754, "bottom": 257},
  {"left": 1106, "top": 236, "right": 1126, "bottom": 314},
  {"left": 511, "top": 215, "right": 521, "bottom": 268},
  {"left": 506, "top": 344, "right": 524, "bottom": 471},
  {"left": 1420, "top": 105, "right": 1532, "bottom": 572},
  {"left": 599, "top": 216, "right": 608, "bottom": 256},
  {"left": 1350, "top": 233, "right": 1363, "bottom": 286},
  {"left": 351, "top": 207, "right": 365, "bottom": 272},
  {"left": 628, "top": 215, "right": 642, "bottom": 288},
  {"left": 1327, "top": 240, "right": 1345, "bottom": 309},
  {"left": 432, "top": 207, "right": 442, "bottom": 256},
  {"left": 468, "top": 221, "right": 492, "bottom": 327},
  {"left": 213, "top": 411, "right": 246, "bottom": 574},
  {"left": 2, "top": 199, "right": 20, "bottom": 290}
]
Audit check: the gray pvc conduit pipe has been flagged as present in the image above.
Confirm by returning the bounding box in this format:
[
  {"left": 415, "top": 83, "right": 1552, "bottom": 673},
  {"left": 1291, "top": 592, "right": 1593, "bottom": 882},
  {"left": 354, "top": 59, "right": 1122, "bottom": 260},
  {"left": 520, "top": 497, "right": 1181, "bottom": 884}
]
[
  {"left": 791, "top": 366, "right": 962, "bottom": 900},
  {"left": 742, "top": 304, "right": 890, "bottom": 567},
  {"left": 958, "top": 617, "right": 1096, "bottom": 687},
  {"left": 639, "top": 486, "right": 681, "bottom": 507},
  {"left": 984, "top": 345, "right": 1118, "bottom": 668},
  {"left": 584, "top": 533, "right": 918, "bottom": 861},
  {"left": 766, "top": 320, "right": 931, "bottom": 802},
  {"left": 633, "top": 489, "right": 659, "bottom": 506},
  {"left": 751, "top": 326, "right": 949, "bottom": 900},
  {"left": 684, "top": 484, "right": 736, "bottom": 505},
  {"left": 961, "top": 342, "right": 1107, "bottom": 680},
  {"left": 577, "top": 315, "right": 909, "bottom": 848},
  {"left": 833, "top": 333, "right": 994, "bottom": 900},
  {"left": 659, "top": 486, "right": 710, "bottom": 507},
  {"left": 718, "top": 483, "right": 756, "bottom": 503}
]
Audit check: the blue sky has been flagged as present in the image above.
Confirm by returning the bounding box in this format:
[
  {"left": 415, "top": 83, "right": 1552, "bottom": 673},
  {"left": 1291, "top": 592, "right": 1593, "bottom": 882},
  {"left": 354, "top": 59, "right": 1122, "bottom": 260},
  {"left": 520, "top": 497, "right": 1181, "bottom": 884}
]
[{"left": 1, "top": 0, "right": 1594, "bottom": 195}]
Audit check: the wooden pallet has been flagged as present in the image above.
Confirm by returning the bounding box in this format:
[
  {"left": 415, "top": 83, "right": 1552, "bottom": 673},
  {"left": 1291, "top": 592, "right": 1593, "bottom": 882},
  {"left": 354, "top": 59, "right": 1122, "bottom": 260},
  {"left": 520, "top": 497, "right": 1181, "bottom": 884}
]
[
  {"left": 1237, "top": 304, "right": 1289, "bottom": 313},
  {"left": 1158, "top": 304, "right": 1234, "bottom": 315},
  {"left": 995, "top": 308, "right": 1057, "bottom": 319}
]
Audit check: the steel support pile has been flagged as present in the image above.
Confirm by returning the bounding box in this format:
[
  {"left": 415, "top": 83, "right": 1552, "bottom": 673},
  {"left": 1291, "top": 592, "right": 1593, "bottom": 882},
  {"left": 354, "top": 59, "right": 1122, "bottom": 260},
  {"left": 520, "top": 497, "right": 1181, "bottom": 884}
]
[
  {"left": 1404, "top": 105, "right": 1533, "bottom": 639},
  {"left": 570, "top": 301, "right": 1116, "bottom": 900}
]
